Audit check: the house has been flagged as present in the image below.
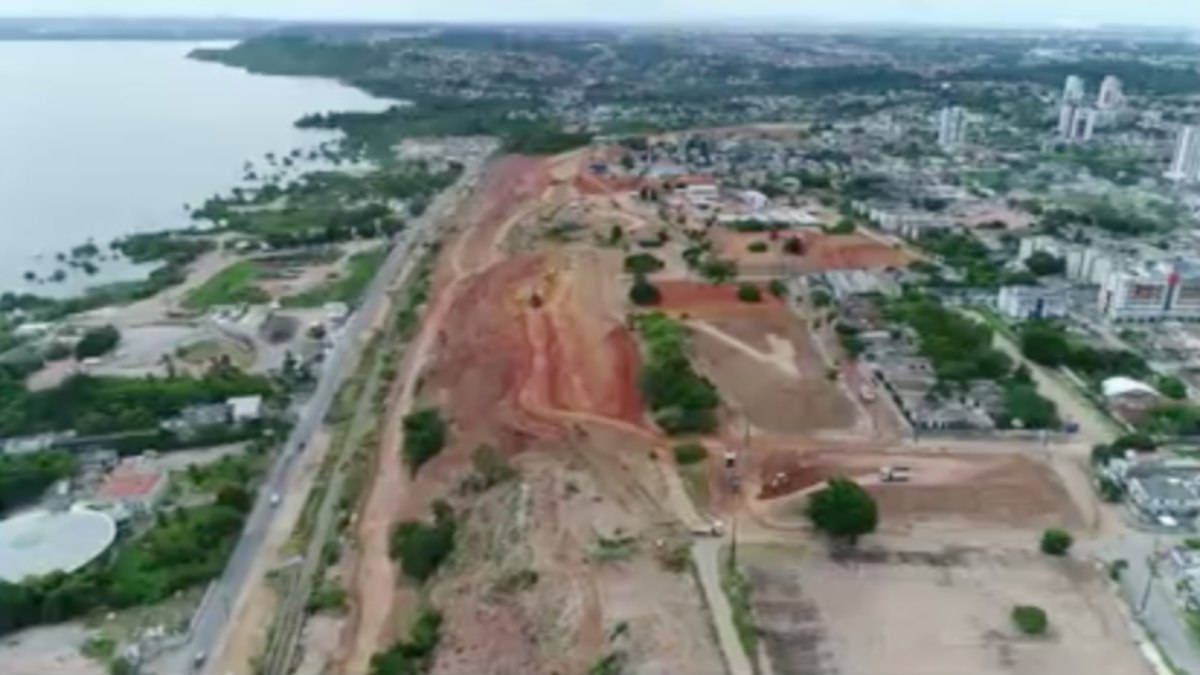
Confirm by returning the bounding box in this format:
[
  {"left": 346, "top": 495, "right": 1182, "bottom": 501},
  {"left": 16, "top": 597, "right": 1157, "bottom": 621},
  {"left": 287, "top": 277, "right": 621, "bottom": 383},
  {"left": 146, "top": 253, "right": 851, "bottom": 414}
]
[
  {"left": 227, "top": 395, "right": 264, "bottom": 424},
  {"left": 1123, "top": 460, "right": 1200, "bottom": 521},
  {"left": 96, "top": 457, "right": 168, "bottom": 513}
]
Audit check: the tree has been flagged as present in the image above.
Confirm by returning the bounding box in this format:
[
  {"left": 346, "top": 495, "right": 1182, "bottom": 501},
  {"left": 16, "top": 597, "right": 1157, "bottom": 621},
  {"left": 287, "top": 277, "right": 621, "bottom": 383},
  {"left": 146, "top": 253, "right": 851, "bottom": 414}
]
[
  {"left": 783, "top": 236, "right": 806, "bottom": 255},
  {"left": 737, "top": 284, "right": 762, "bottom": 303},
  {"left": 699, "top": 258, "right": 738, "bottom": 284},
  {"left": 747, "top": 241, "right": 769, "bottom": 253},
  {"left": 1157, "top": 376, "right": 1188, "bottom": 400},
  {"left": 623, "top": 253, "right": 664, "bottom": 275},
  {"left": 672, "top": 443, "right": 708, "bottom": 466},
  {"left": 1011, "top": 605, "right": 1049, "bottom": 636},
  {"left": 74, "top": 325, "right": 121, "bottom": 360},
  {"left": 1019, "top": 322, "right": 1069, "bottom": 367},
  {"left": 768, "top": 279, "right": 788, "bottom": 298},
  {"left": 1024, "top": 251, "right": 1066, "bottom": 276},
  {"left": 215, "top": 485, "right": 252, "bottom": 513},
  {"left": 390, "top": 505, "right": 456, "bottom": 583},
  {"left": 629, "top": 275, "right": 662, "bottom": 306},
  {"left": 1040, "top": 528, "right": 1073, "bottom": 556},
  {"left": 402, "top": 408, "right": 447, "bottom": 476},
  {"left": 806, "top": 477, "right": 878, "bottom": 545}
]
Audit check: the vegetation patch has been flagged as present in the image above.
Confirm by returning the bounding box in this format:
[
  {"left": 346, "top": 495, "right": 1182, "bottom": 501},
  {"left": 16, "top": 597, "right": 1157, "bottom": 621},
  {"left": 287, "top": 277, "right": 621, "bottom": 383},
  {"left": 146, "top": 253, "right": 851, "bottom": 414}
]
[
  {"left": 402, "top": 407, "right": 447, "bottom": 476},
  {"left": 673, "top": 442, "right": 708, "bottom": 466},
  {"left": 633, "top": 313, "right": 720, "bottom": 434},
  {"left": 369, "top": 607, "right": 444, "bottom": 675},
  {"left": 391, "top": 500, "right": 457, "bottom": 583},
  {"left": 720, "top": 560, "right": 759, "bottom": 659},
  {"left": 1040, "top": 528, "right": 1073, "bottom": 556},
  {"left": 283, "top": 245, "right": 388, "bottom": 308},
  {"left": 183, "top": 261, "right": 269, "bottom": 310},
  {"left": 75, "top": 325, "right": 121, "bottom": 360}
]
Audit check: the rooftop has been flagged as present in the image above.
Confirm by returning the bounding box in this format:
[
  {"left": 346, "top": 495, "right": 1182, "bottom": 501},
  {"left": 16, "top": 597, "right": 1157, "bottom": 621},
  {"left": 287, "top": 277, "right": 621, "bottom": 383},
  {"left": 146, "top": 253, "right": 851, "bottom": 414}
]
[{"left": 98, "top": 460, "right": 166, "bottom": 501}]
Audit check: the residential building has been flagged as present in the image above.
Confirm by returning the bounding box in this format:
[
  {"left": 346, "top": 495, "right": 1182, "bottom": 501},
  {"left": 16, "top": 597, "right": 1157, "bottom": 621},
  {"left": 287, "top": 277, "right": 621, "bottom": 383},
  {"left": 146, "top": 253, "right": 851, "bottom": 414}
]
[
  {"left": 936, "top": 106, "right": 968, "bottom": 149},
  {"left": 1127, "top": 472, "right": 1200, "bottom": 520},
  {"left": 996, "top": 285, "right": 1069, "bottom": 320},
  {"left": 1097, "top": 75, "right": 1123, "bottom": 110},
  {"left": 1167, "top": 125, "right": 1200, "bottom": 184},
  {"left": 1100, "top": 259, "right": 1200, "bottom": 322},
  {"left": 1063, "top": 75, "right": 1086, "bottom": 104}
]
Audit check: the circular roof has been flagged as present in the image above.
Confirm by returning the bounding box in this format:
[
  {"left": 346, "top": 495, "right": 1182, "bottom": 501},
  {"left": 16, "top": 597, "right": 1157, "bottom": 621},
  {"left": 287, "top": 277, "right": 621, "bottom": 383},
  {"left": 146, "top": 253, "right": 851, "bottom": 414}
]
[{"left": 0, "top": 507, "right": 116, "bottom": 582}]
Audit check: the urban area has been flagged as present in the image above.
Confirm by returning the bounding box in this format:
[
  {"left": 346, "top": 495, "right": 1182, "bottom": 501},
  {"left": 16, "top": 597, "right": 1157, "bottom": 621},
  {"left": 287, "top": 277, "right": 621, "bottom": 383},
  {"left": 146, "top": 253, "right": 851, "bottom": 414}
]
[{"left": 10, "top": 19, "right": 1200, "bottom": 675}]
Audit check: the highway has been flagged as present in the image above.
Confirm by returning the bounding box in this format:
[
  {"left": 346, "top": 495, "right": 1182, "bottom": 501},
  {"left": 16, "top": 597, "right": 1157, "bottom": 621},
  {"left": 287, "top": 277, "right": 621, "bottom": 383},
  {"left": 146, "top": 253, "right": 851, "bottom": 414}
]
[{"left": 158, "top": 157, "right": 485, "bottom": 675}]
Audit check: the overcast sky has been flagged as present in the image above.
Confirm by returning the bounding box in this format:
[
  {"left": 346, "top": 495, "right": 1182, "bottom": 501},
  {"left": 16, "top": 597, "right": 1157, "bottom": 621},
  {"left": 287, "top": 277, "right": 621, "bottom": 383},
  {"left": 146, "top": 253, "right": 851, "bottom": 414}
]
[{"left": 2, "top": 0, "right": 1199, "bottom": 28}]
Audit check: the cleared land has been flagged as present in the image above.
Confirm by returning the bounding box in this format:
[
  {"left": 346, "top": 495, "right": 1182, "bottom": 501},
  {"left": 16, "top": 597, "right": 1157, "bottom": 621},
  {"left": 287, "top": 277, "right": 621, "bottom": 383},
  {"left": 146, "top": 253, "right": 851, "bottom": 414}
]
[
  {"left": 741, "top": 544, "right": 1148, "bottom": 675},
  {"left": 711, "top": 230, "right": 915, "bottom": 277}
]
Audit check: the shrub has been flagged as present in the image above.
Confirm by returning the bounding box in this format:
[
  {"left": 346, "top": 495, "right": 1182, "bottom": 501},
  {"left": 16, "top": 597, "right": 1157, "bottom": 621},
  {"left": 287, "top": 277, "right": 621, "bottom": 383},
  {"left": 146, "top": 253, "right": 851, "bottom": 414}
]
[
  {"left": 1040, "top": 528, "right": 1073, "bottom": 556},
  {"left": 403, "top": 408, "right": 447, "bottom": 476},
  {"left": 768, "top": 279, "right": 788, "bottom": 298},
  {"left": 629, "top": 275, "right": 662, "bottom": 306},
  {"left": 737, "top": 284, "right": 762, "bottom": 303},
  {"left": 75, "top": 325, "right": 121, "bottom": 359},
  {"left": 747, "top": 241, "right": 769, "bottom": 254},
  {"left": 624, "top": 253, "right": 664, "bottom": 275},
  {"left": 783, "top": 236, "right": 805, "bottom": 255},
  {"left": 390, "top": 502, "right": 457, "bottom": 583},
  {"left": 1011, "top": 605, "right": 1048, "bottom": 635},
  {"left": 673, "top": 443, "right": 708, "bottom": 465}
]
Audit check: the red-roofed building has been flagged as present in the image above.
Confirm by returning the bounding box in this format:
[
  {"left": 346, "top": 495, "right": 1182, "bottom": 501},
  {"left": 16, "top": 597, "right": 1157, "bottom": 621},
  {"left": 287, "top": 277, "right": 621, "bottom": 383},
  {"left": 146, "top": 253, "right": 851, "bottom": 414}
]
[{"left": 97, "top": 458, "right": 168, "bottom": 512}]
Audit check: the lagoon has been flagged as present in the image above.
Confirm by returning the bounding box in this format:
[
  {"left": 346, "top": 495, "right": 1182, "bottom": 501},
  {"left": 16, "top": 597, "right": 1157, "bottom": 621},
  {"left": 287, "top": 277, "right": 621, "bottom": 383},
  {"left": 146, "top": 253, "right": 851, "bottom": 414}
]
[{"left": 0, "top": 40, "right": 385, "bottom": 296}]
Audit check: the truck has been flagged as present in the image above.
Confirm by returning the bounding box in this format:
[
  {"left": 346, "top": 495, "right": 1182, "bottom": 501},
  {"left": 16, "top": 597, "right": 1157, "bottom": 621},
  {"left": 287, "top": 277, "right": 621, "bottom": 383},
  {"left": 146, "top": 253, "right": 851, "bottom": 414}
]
[{"left": 879, "top": 466, "right": 911, "bottom": 483}]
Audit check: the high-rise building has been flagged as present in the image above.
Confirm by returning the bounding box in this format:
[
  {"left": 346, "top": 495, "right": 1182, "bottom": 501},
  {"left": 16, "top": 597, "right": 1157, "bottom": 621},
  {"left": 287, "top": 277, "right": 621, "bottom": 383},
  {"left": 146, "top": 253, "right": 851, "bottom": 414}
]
[
  {"left": 1097, "top": 75, "right": 1123, "bottom": 110},
  {"left": 937, "top": 106, "right": 967, "bottom": 148},
  {"left": 1063, "top": 75, "right": 1086, "bottom": 103},
  {"left": 1167, "top": 125, "right": 1200, "bottom": 183},
  {"left": 1058, "top": 104, "right": 1097, "bottom": 143}
]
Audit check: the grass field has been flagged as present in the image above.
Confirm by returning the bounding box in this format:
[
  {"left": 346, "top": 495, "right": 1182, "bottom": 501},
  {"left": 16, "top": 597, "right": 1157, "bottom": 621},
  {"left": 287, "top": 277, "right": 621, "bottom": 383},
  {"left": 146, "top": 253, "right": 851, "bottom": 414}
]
[
  {"left": 183, "top": 261, "right": 269, "bottom": 310},
  {"left": 282, "top": 246, "right": 388, "bottom": 309}
]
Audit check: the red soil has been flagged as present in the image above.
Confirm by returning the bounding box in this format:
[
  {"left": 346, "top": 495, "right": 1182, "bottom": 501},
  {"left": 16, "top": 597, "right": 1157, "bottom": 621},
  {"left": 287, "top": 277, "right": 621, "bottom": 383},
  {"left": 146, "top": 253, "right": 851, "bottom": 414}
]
[
  {"left": 653, "top": 280, "right": 783, "bottom": 316},
  {"left": 425, "top": 254, "right": 647, "bottom": 456},
  {"left": 799, "top": 232, "right": 914, "bottom": 271}
]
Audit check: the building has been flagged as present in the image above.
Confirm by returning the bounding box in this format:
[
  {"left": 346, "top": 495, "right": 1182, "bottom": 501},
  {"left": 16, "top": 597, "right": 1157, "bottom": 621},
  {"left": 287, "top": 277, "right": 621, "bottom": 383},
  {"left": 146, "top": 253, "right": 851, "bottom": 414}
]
[
  {"left": 1097, "top": 75, "right": 1123, "bottom": 110},
  {"left": 738, "top": 190, "right": 770, "bottom": 212},
  {"left": 937, "top": 106, "right": 968, "bottom": 149},
  {"left": 996, "top": 285, "right": 1069, "bottom": 320},
  {"left": 1127, "top": 471, "right": 1200, "bottom": 521},
  {"left": 1100, "top": 259, "right": 1200, "bottom": 322},
  {"left": 1058, "top": 104, "right": 1097, "bottom": 142},
  {"left": 1063, "top": 75, "right": 1086, "bottom": 104},
  {"left": 227, "top": 395, "right": 264, "bottom": 423},
  {"left": 97, "top": 457, "right": 168, "bottom": 513},
  {"left": 1167, "top": 125, "right": 1200, "bottom": 184}
]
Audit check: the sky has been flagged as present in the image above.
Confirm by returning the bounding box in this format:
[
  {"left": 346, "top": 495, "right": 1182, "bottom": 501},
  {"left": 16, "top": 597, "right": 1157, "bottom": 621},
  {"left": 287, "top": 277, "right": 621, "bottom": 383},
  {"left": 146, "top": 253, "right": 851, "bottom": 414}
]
[{"left": 2, "top": 0, "right": 1199, "bottom": 29}]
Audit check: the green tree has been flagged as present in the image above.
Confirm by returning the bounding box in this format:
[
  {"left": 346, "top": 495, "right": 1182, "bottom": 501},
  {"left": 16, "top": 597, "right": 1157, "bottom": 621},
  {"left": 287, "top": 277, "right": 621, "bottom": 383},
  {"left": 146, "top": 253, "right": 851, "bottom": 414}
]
[
  {"left": 737, "top": 284, "right": 762, "bottom": 303},
  {"left": 1024, "top": 251, "right": 1066, "bottom": 276},
  {"left": 806, "top": 478, "right": 878, "bottom": 545},
  {"left": 390, "top": 503, "right": 456, "bottom": 583},
  {"left": 1040, "top": 528, "right": 1073, "bottom": 556},
  {"left": 629, "top": 275, "right": 662, "bottom": 306},
  {"left": 1011, "top": 605, "right": 1049, "bottom": 635},
  {"left": 700, "top": 259, "right": 738, "bottom": 284},
  {"left": 1157, "top": 376, "right": 1188, "bottom": 400},
  {"left": 402, "top": 409, "right": 447, "bottom": 476},
  {"left": 1019, "top": 322, "right": 1069, "bottom": 367},
  {"left": 768, "top": 279, "right": 788, "bottom": 298},
  {"left": 783, "top": 236, "right": 806, "bottom": 255},
  {"left": 74, "top": 325, "right": 121, "bottom": 360},
  {"left": 623, "top": 253, "right": 664, "bottom": 275}
]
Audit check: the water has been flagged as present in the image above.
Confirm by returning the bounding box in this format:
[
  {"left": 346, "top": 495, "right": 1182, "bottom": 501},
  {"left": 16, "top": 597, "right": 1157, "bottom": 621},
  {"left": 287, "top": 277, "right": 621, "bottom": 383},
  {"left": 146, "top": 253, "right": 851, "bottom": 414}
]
[{"left": 0, "top": 41, "right": 389, "bottom": 297}]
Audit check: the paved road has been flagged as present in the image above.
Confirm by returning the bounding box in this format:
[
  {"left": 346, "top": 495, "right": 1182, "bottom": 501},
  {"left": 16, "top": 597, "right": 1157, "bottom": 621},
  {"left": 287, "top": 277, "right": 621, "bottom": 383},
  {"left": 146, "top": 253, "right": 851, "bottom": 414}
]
[
  {"left": 158, "top": 160, "right": 484, "bottom": 675},
  {"left": 1107, "top": 533, "right": 1200, "bottom": 675}
]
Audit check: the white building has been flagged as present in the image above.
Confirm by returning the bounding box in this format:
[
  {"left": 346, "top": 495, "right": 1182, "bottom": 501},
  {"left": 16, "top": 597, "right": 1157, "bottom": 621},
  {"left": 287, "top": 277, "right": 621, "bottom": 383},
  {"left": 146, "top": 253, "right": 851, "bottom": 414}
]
[
  {"left": 997, "top": 285, "right": 1068, "bottom": 320},
  {"left": 1063, "top": 75, "right": 1086, "bottom": 103},
  {"left": 937, "top": 106, "right": 968, "bottom": 149},
  {"left": 1100, "top": 259, "right": 1200, "bottom": 322},
  {"left": 1058, "top": 104, "right": 1097, "bottom": 142},
  {"left": 1167, "top": 125, "right": 1200, "bottom": 184},
  {"left": 1097, "top": 75, "right": 1123, "bottom": 110},
  {"left": 738, "top": 190, "right": 770, "bottom": 212}
]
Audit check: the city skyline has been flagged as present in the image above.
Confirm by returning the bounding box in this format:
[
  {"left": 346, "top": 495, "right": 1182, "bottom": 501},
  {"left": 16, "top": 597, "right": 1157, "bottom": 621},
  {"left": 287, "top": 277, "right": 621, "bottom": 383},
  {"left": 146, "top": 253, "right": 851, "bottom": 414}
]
[{"left": 2, "top": 0, "right": 1200, "bottom": 28}]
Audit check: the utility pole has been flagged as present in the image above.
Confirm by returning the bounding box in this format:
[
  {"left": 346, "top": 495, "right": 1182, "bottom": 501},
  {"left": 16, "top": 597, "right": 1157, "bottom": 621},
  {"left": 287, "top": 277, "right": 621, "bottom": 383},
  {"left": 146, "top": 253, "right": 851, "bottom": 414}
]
[{"left": 1138, "top": 535, "right": 1161, "bottom": 616}]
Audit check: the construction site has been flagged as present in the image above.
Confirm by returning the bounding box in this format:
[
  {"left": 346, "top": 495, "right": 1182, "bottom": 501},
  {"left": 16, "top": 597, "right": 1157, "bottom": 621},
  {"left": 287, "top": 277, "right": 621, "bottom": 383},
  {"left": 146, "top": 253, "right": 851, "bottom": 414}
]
[{"left": 204, "top": 145, "right": 1150, "bottom": 675}]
